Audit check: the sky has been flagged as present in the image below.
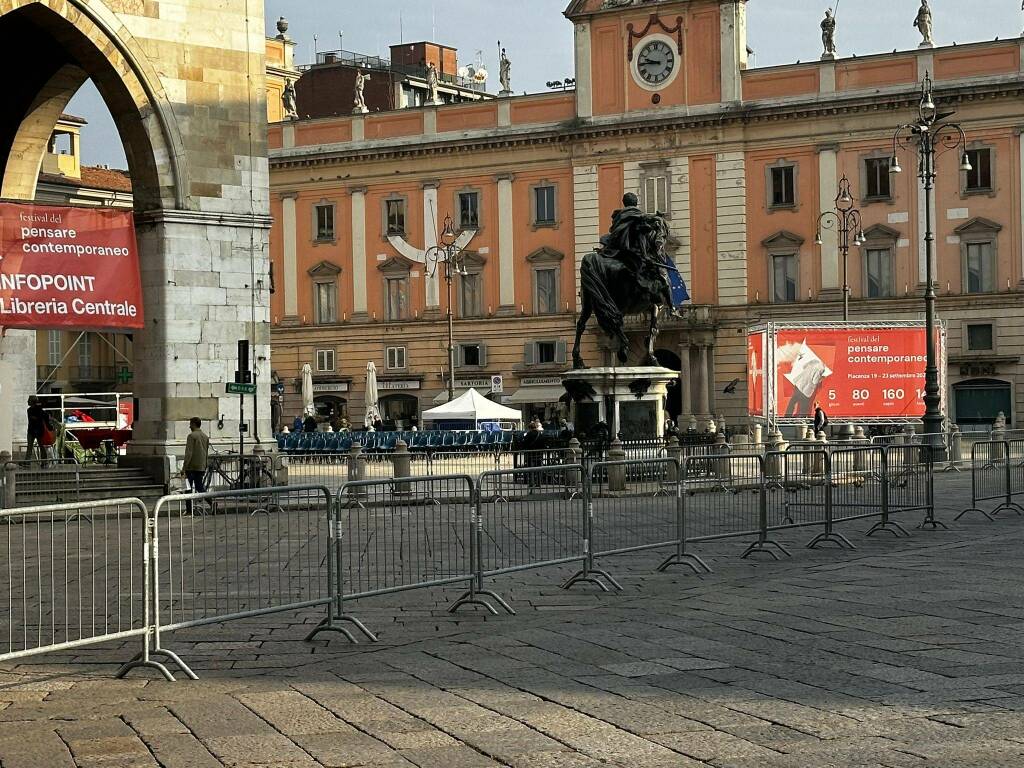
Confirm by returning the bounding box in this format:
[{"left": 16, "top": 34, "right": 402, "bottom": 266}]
[{"left": 68, "top": 0, "right": 1024, "bottom": 169}]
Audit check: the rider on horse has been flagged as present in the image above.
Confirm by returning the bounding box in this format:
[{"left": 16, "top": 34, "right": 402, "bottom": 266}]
[{"left": 599, "top": 193, "right": 679, "bottom": 313}]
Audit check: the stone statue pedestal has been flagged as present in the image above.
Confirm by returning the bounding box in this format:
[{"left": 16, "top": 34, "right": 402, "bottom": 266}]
[
  {"left": 918, "top": 41, "right": 935, "bottom": 49},
  {"left": 427, "top": 97, "right": 443, "bottom": 107},
  {"left": 498, "top": 90, "right": 513, "bottom": 98},
  {"left": 820, "top": 52, "right": 836, "bottom": 61},
  {"left": 352, "top": 106, "right": 369, "bottom": 115},
  {"left": 563, "top": 366, "right": 677, "bottom": 440}
]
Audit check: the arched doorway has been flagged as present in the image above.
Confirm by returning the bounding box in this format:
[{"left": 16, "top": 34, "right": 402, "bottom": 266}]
[
  {"left": 0, "top": 1, "right": 270, "bottom": 461},
  {"left": 380, "top": 394, "right": 419, "bottom": 429},
  {"left": 954, "top": 378, "right": 1012, "bottom": 427},
  {"left": 654, "top": 348, "right": 682, "bottom": 422}
]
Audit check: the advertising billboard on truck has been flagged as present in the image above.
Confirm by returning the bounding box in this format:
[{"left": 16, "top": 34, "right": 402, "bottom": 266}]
[
  {"left": 0, "top": 202, "right": 143, "bottom": 330},
  {"left": 748, "top": 322, "right": 946, "bottom": 423}
]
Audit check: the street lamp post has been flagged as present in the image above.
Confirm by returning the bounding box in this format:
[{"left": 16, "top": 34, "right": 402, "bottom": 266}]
[
  {"left": 425, "top": 214, "right": 468, "bottom": 403},
  {"left": 890, "top": 72, "right": 971, "bottom": 460},
  {"left": 815, "top": 175, "right": 866, "bottom": 322}
]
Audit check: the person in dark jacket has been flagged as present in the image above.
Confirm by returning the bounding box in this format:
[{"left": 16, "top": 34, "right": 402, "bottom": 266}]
[
  {"left": 522, "top": 420, "right": 547, "bottom": 487},
  {"left": 25, "top": 396, "right": 50, "bottom": 463},
  {"left": 813, "top": 402, "right": 829, "bottom": 435},
  {"left": 303, "top": 414, "right": 318, "bottom": 433}
]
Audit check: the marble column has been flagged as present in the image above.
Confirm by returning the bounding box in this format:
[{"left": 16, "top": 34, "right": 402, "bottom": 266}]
[
  {"left": 280, "top": 192, "right": 298, "bottom": 323},
  {"left": 350, "top": 187, "right": 368, "bottom": 318},
  {"left": 678, "top": 343, "right": 693, "bottom": 423},
  {"left": 496, "top": 173, "right": 516, "bottom": 313},
  {"left": 697, "top": 343, "right": 711, "bottom": 426}
]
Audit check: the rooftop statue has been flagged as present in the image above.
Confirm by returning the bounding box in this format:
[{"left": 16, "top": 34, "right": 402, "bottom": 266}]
[{"left": 572, "top": 193, "right": 689, "bottom": 369}]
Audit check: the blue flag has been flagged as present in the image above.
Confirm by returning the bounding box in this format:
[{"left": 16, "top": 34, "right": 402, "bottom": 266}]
[{"left": 664, "top": 254, "right": 690, "bottom": 307}]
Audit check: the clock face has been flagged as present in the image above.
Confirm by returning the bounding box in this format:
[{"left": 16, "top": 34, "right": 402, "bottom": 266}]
[{"left": 637, "top": 39, "right": 676, "bottom": 86}]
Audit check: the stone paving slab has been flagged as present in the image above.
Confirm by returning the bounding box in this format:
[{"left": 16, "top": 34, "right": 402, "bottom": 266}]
[{"left": 5, "top": 474, "right": 1024, "bottom": 766}]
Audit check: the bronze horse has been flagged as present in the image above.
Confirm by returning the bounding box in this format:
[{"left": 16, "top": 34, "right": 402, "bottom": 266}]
[{"left": 571, "top": 210, "right": 674, "bottom": 370}]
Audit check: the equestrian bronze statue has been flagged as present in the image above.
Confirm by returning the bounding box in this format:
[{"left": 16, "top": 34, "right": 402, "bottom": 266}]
[{"left": 572, "top": 193, "right": 688, "bottom": 369}]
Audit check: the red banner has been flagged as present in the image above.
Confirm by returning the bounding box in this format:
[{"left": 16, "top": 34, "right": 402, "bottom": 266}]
[
  {"left": 0, "top": 202, "right": 143, "bottom": 329},
  {"left": 774, "top": 328, "right": 928, "bottom": 420},
  {"left": 747, "top": 331, "right": 766, "bottom": 417}
]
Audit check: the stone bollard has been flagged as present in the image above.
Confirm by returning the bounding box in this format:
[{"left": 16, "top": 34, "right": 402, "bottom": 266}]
[
  {"left": 752, "top": 423, "right": 763, "bottom": 449},
  {"left": 348, "top": 442, "right": 366, "bottom": 498},
  {"left": 391, "top": 439, "right": 412, "bottom": 496},
  {"left": 813, "top": 431, "right": 828, "bottom": 475},
  {"left": 567, "top": 437, "right": 583, "bottom": 489},
  {"left": 854, "top": 425, "right": 866, "bottom": 444},
  {"left": 2, "top": 462, "right": 15, "bottom": 509},
  {"left": 765, "top": 429, "right": 785, "bottom": 482},
  {"left": 993, "top": 420, "right": 1006, "bottom": 461},
  {"left": 607, "top": 439, "right": 627, "bottom": 492},
  {"left": 714, "top": 431, "right": 731, "bottom": 481},
  {"left": 838, "top": 423, "right": 855, "bottom": 442},
  {"left": 665, "top": 435, "right": 680, "bottom": 483},
  {"left": 902, "top": 423, "right": 916, "bottom": 446},
  {"left": 717, "top": 415, "right": 727, "bottom": 435},
  {"left": 687, "top": 415, "right": 698, "bottom": 434}
]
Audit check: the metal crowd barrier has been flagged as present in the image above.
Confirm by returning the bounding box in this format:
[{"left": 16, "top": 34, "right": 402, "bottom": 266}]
[
  {"left": 958, "top": 441, "right": 1024, "bottom": 521},
  {"left": 0, "top": 498, "right": 176, "bottom": 679}
]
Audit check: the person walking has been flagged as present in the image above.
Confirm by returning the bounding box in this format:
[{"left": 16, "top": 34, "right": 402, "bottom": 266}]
[
  {"left": 182, "top": 417, "right": 210, "bottom": 497},
  {"left": 813, "top": 401, "right": 829, "bottom": 436},
  {"left": 24, "top": 396, "right": 51, "bottom": 464}
]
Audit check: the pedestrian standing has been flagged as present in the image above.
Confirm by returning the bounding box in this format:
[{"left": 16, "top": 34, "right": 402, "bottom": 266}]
[
  {"left": 25, "top": 396, "right": 51, "bottom": 464},
  {"left": 182, "top": 417, "right": 210, "bottom": 496},
  {"left": 813, "top": 401, "right": 829, "bottom": 436}
]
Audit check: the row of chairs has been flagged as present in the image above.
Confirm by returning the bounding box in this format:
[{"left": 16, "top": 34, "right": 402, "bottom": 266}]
[{"left": 277, "top": 429, "right": 522, "bottom": 456}]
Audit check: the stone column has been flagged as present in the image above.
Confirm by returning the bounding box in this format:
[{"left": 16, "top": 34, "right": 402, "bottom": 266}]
[
  {"left": 817, "top": 144, "right": 840, "bottom": 295},
  {"left": 496, "top": 173, "right": 516, "bottom": 313},
  {"left": 1019, "top": 129, "right": 1024, "bottom": 287},
  {"left": 280, "top": 192, "right": 299, "bottom": 322},
  {"left": 350, "top": 187, "right": 368, "bottom": 318},
  {"left": 678, "top": 343, "right": 693, "bottom": 424},
  {"left": 574, "top": 23, "right": 593, "bottom": 118},
  {"left": 422, "top": 181, "right": 440, "bottom": 312},
  {"left": 697, "top": 344, "right": 711, "bottom": 427}
]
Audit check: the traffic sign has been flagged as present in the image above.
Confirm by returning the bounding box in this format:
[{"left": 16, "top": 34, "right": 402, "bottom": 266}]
[
  {"left": 226, "top": 382, "right": 257, "bottom": 395},
  {"left": 275, "top": 382, "right": 285, "bottom": 395},
  {"left": 490, "top": 375, "right": 504, "bottom": 394}
]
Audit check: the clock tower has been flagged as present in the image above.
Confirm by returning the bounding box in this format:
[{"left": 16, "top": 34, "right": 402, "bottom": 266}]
[{"left": 564, "top": 0, "right": 748, "bottom": 117}]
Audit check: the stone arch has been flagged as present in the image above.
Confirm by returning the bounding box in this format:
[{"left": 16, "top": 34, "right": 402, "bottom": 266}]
[{"left": 0, "top": 0, "right": 188, "bottom": 210}]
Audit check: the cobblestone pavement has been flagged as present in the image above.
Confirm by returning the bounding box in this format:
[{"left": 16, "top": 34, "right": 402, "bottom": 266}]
[{"left": 6, "top": 473, "right": 1024, "bottom": 767}]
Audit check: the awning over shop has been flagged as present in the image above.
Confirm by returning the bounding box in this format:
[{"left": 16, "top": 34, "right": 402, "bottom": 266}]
[{"left": 506, "top": 385, "right": 566, "bottom": 404}]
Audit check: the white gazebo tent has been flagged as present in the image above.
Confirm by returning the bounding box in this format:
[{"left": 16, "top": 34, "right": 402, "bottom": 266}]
[{"left": 421, "top": 388, "right": 523, "bottom": 427}]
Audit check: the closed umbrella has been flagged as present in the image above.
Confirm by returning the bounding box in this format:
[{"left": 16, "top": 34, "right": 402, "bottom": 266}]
[
  {"left": 301, "top": 363, "right": 315, "bottom": 417},
  {"left": 364, "top": 361, "right": 380, "bottom": 427}
]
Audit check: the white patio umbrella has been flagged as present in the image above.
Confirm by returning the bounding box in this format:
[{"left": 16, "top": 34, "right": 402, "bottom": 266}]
[
  {"left": 364, "top": 361, "right": 380, "bottom": 427},
  {"left": 301, "top": 363, "right": 315, "bottom": 417}
]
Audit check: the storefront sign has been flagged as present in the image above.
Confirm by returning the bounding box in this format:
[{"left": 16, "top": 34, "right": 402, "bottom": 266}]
[
  {"left": 312, "top": 382, "right": 349, "bottom": 393},
  {"left": 379, "top": 380, "right": 421, "bottom": 391},
  {"left": 0, "top": 202, "right": 143, "bottom": 329},
  {"left": 520, "top": 376, "right": 564, "bottom": 386},
  {"left": 454, "top": 378, "right": 492, "bottom": 388}
]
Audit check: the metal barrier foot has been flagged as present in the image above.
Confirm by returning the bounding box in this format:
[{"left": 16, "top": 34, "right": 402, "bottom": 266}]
[
  {"left": 305, "top": 618, "right": 358, "bottom": 644},
  {"left": 805, "top": 532, "right": 856, "bottom": 550},
  {"left": 865, "top": 520, "right": 910, "bottom": 537},
  {"left": 741, "top": 539, "right": 791, "bottom": 560},
  {"left": 150, "top": 648, "right": 200, "bottom": 681},
  {"left": 115, "top": 656, "right": 176, "bottom": 682},
  {"left": 448, "top": 590, "right": 498, "bottom": 616},
  {"left": 917, "top": 517, "right": 949, "bottom": 531},
  {"left": 656, "top": 553, "right": 713, "bottom": 574},
  {"left": 477, "top": 589, "right": 516, "bottom": 615},
  {"left": 562, "top": 570, "right": 611, "bottom": 592},
  {"left": 955, "top": 507, "right": 994, "bottom": 522}
]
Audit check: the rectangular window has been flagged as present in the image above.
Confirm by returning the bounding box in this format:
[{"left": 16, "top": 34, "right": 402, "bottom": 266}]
[
  {"left": 865, "top": 248, "right": 894, "bottom": 298},
  {"left": 315, "top": 281, "right": 337, "bottom": 324},
  {"left": 385, "top": 198, "right": 406, "bottom": 235},
  {"left": 47, "top": 330, "right": 61, "bottom": 367},
  {"left": 772, "top": 254, "right": 797, "bottom": 303},
  {"left": 966, "top": 241, "right": 995, "bottom": 294},
  {"left": 458, "top": 191, "right": 480, "bottom": 229},
  {"left": 967, "top": 324, "right": 994, "bottom": 352},
  {"left": 770, "top": 166, "right": 795, "bottom": 208},
  {"left": 642, "top": 175, "right": 668, "bottom": 215},
  {"left": 314, "top": 204, "right": 335, "bottom": 241},
  {"left": 535, "top": 268, "right": 558, "bottom": 314},
  {"left": 316, "top": 348, "right": 336, "bottom": 372},
  {"left": 864, "top": 158, "right": 892, "bottom": 200},
  {"left": 525, "top": 340, "right": 567, "bottom": 365},
  {"left": 534, "top": 185, "right": 556, "bottom": 225},
  {"left": 965, "top": 148, "right": 992, "bottom": 192},
  {"left": 386, "top": 346, "right": 407, "bottom": 370},
  {"left": 536, "top": 341, "right": 556, "bottom": 364},
  {"left": 385, "top": 276, "right": 408, "bottom": 320},
  {"left": 460, "top": 272, "right": 482, "bottom": 318},
  {"left": 78, "top": 332, "right": 92, "bottom": 377},
  {"left": 460, "top": 343, "right": 485, "bottom": 367}
]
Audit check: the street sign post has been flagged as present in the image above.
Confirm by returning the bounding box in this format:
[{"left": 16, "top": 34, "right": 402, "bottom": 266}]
[
  {"left": 226, "top": 382, "right": 257, "bottom": 395},
  {"left": 491, "top": 375, "right": 504, "bottom": 394}
]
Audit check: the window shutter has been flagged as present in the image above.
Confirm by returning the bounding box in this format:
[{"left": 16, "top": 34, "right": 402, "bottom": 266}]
[
  {"left": 478, "top": 344, "right": 488, "bottom": 368},
  {"left": 555, "top": 340, "right": 567, "bottom": 364},
  {"left": 524, "top": 342, "right": 535, "bottom": 365}
]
